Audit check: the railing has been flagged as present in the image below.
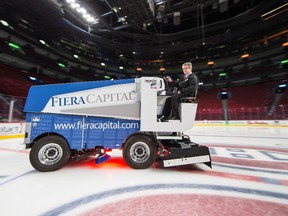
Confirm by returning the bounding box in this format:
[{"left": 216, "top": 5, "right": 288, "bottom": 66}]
[
  {"left": 196, "top": 105, "right": 288, "bottom": 120},
  {"left": 0, "top": 94, "right": 26, "bottom": 122}
]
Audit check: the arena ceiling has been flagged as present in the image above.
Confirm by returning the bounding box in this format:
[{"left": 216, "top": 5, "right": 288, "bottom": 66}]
[{"left": 0, "top": 0, "right": 287, "bottom": 77}]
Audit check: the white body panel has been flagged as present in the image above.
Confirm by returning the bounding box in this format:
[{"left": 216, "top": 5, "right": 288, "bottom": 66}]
[
  {"left": 140, "top": 77, "right": 197, "bottom": 133},
  {"left": 26, "top": 76, "right": 197, "bottom": 133}
]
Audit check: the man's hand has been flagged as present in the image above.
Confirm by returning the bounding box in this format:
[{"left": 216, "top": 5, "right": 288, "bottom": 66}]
[{"left": 165, "top": 76, "right": 172, "bottom": 82}]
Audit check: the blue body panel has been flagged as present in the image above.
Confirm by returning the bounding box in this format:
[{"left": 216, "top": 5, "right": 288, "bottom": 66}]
[
  {"left": 26, "top": 113, "right": 140, "bottom": 149},
  {"left": 24, "top": 79, "right": 135, "bottom": 113}
]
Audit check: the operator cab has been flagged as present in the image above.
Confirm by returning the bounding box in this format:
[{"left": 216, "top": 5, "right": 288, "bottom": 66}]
[
  {"left": 156, "top": 78, "right": 198, "bottom": 123},
  {"left": 139, "top": 77, "right": 198, "bottom": 138}
]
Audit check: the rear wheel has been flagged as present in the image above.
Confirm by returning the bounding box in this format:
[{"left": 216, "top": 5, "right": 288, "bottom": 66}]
[
  {"left": 29, "top": 136, "right": 70, "bottom": 172},
  {"left": 123, "top": 135, "right": 157, "bottom": 169}
]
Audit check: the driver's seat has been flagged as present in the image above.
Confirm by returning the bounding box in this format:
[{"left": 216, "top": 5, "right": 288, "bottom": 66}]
[{"left": 181, "top": 93, "right": 199, "bottom": 103}]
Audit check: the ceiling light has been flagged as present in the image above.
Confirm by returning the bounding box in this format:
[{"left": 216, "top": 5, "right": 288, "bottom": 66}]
[
  {"left": 87, "top": 17, "right": 98, "bottom": 24},
  {"left": 241, "top": 53, "right": 249, "bottom": 60},
  {"left": 207, "top": 61, "right": 214, "bottom": 67},
  {"left": 117, "top": 17, "right": 126, "bottom": 22},
  {"left": 58, "top": 63, "right": 66, "bottom": 68},
  {"left": 9, "top": 43, "right": 20, "bottom": 49},
  {"left": 0, "top": 20, "right": 9, "bottom": 26},
  {"left": 112, "top": 7, "right": 119, "bottom": 13},
  {"left": 70, "top": 3, "right": 80, "bottom": 9},
  {"left": 156, "top": 1, "right": 165, "bottom": 6},
  {"left": 77, "top": 7, "right": 87, "bottom": 14},
  {"left": 39, "top": 40, "right": 46, "bottom": 45},
  {"left": 83, "top": 13, "right": 90, "bottom": 18},
  {"left": 66, "top": 0, "right": 98, "bottom": 24}
]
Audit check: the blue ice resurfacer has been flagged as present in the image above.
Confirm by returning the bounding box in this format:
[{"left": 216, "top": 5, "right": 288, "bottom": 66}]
[{"left": 23, "top": 77, "right": 211, "bottom": 171}]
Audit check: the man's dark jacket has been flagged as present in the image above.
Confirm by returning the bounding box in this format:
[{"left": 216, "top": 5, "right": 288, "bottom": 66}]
[{"left": 172, "top": 73, "right": 199, "bottom": 97}]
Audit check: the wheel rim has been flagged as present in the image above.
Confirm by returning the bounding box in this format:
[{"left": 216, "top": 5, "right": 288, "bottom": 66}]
[
  {"left": 130, "top": 141, "right": 150, "bottom": 163},
  {"left": 38, "top": 143, "right": 63, "bottom": 165}
]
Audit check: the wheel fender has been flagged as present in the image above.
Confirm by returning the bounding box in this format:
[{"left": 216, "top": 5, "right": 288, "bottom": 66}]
[
  {"left": 32, "top": 132, "right": 70, "bottom": 149},
  {"left": 122, "top": 132, "right": 157, "bottom": 148}
]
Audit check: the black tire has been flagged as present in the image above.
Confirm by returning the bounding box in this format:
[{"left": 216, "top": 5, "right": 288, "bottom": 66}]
[
  {"left": 29, "top": 136, "right": 71, "bottom": 172},
  {"left": 123, "top": 135, "right": 157, "bottom": 169}
]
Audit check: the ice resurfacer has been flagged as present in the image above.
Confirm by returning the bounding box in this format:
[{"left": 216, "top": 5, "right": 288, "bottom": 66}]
[{"left": 23, "top": 77, "right": 211, "bottom": 171}]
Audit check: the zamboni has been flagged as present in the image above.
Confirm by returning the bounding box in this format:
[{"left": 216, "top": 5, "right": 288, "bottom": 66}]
[{"left": 23, "top": 77, "right": 211, "bottom": 172}]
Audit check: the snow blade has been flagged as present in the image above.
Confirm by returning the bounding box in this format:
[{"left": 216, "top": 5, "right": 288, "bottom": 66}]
[{"left": 161, "top": 145, "right": 212, "bottom": 168}]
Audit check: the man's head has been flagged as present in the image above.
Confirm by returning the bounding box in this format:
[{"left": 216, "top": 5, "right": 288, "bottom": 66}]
[{"left": 182, "top": 62, "right": 192, "bottom": 75}]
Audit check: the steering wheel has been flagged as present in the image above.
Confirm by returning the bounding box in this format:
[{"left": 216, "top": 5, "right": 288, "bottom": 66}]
[
  {"left": 163, "top": 77, "right": 175, "bottom": 94},
  {"left": 157, "top": 78, "right": 172, "bottom": 96}
]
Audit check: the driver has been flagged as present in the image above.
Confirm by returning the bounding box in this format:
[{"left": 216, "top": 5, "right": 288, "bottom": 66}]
[{"left": 161, "top": 62, "right": 199, "bottom": 120}]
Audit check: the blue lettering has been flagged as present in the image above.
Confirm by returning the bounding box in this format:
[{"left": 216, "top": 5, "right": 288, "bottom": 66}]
[
  {"left": 208, "top": 147, "right": 217, "bottom": 155},
  {"left": 260, "top": 151, "right": 288, "bottom": 161},
  {"left": 227, "top": 148, "right": 245, "bottom": 152},
  {"left": 51, "top": 96, "right": 85, "bottom": 107},
  {"left": 71, "top": 96, "right": 78, "bottom": 105},
  {"left": 51, "top": 96, "right": 58, "bottom": 107},
  {"left": 227, "top": 148, "right": 254, "bottom": 159},
  {"left": 78, "top": 96, "right": 85, "bottom": 105},
  {"left": 231, "top": 153, "right": 254, "bottom": 159},
  {"left": 63, "top": 97, "right": 69, "bottom": 106}
]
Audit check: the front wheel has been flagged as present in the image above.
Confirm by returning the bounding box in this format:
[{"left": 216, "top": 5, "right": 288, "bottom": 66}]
[
  {"left": 123, "top": 135, "right": 157, "bottom": 169},
  {"left": 29, "top": 136, "right": 71, "bottom": 172}
]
